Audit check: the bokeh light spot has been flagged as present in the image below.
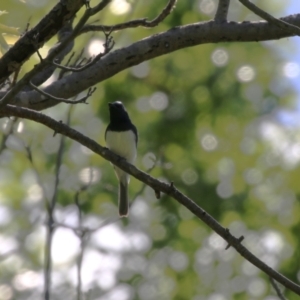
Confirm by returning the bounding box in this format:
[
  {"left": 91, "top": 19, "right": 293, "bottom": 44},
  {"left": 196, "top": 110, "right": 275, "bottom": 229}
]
[
  {"left": 131, "top": 62, "right": 150, "bottom": 78},
  {"left": 13, "top": 270, "right": 42, "bottom": 291},
  {"left": 168, "top": 251, "right": 189, "bottom": 272},
  {"left": 17, "top": 121, "right": 24, "bottom": 133},
  {"left": 149, "top": 92, "right": 169, "bottom": 111},
  {"left": 136, "top": 96, "right": 151, "bottom": 112},
  {"left": 217, "top": 181, "right": 233, "bottom": 199},
  {"left": 244, "top": 168, "right": 263, "bottom": 185},
  {"left": 199, "top": 0, "right": 216, "bottom": 15},
  {"left": 195, "top": 247, "right": 213, "bottom": 265},
  {"left": 181, "top": 168, "right": 198, "bottom": 185},
  {"left": 110, "top": 0, "right": 131, "bottom": 15},
  {"left": 27, "top": 184, "right": 43, "bottom": 203},
  {"left": 142, "top": 152, "right": 156, "bottom": 169},
  {"left": 261, "top": 230, "right": 284, "bottom": 254},
  {"left": 211, "top": 48, "right": 229, "bottom": 67},
  {"left": 282, "top": 62, "right": 300, "bottom": 78},
  {"left": 237, "top": 65, "right": 256, "bottom": 82},
  {"left": 78, "top": 167, "right": 101, "bottom": 184},
  {"left": 0, "top": 205, "right": 12, "bottom": 226},
  {"left": 52, "top": 228, "right": 80, "bottom": 265},
  {"left": 0, "top": 284, "right": 13, "bottom": 300},
  {"left": 87, "top": 39, "right": 105, "bottom": 57},
  {"left": 247, "top": 278, "right": 266, "bottom": 297},
  {"left": 201, "top": 134, "right": 218, "bottom": 151}
]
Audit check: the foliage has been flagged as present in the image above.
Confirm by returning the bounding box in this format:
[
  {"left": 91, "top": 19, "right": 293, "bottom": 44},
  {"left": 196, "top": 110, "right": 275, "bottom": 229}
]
[{"left": 0, "top": 0, "right": 300, "bottom": 299}]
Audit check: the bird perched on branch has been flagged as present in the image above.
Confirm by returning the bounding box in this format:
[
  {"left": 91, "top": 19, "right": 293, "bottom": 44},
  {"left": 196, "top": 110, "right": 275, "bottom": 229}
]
[{"left": 105, "top": 101, "right": 138, "bottom": 217}]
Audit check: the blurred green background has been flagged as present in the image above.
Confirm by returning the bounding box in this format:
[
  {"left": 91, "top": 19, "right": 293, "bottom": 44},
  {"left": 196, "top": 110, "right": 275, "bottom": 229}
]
[{"left": 1, "top": 0, "right": 300, "bottom": 299}]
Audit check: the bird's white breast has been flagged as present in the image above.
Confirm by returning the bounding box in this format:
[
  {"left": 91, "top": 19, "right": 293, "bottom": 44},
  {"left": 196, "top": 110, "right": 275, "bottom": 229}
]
[{"left": 106, "top": 130, "right": 137, "bottom": 164}]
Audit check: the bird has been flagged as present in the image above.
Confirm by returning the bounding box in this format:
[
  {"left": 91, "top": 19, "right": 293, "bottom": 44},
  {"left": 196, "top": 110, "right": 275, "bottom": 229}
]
[{"left": 105, "top": 101, "right": 138, "bottom": 217}]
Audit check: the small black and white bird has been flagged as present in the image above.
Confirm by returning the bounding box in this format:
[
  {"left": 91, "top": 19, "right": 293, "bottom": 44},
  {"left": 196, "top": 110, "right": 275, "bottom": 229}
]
[{"left": 105, "top": 101, "right": 138, "bottom": 217}]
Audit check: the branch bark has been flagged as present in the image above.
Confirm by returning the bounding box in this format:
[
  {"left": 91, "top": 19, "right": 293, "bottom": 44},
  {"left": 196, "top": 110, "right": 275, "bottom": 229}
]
[
  {"left": 0, "top": 0, "right": 87, "bottom": 84},
  {"left": 2, "top": 104, "right": 300, "bottom": 297},
  {"left": 2, "top": 13, "right": 300, "bottom": 111}
]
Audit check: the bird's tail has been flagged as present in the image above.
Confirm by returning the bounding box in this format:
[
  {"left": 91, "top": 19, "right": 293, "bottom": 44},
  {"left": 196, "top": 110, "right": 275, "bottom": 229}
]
[{"left": 119, "top": 181, "right": 128, "bottom": 217}]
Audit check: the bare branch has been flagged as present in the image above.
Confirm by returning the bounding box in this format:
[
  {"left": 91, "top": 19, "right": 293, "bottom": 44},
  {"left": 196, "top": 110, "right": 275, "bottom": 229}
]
[
  {"left": 214, "top": 0, "right": 230, "bottom": 22},
  {"left": 239, "top": 0, "right": 300, "bottom": 35},
  {"left": 53, "top": 29, "right": 114, "bottom": 72},
  {"left": 80, "top": 0, "right": 177, "bottom": 34},
  {"left": 89, "top": 0, "right": 111, "bottom": 15},
  {"left": 0, "top": 6, "right": 93, "bottom": 108},
  {"left": 270, "top": 277, "right": 287, "bottom": 300},
  {"left": 44, "top": 105, "right": 73, "bottom": 300},
  {"left": 1, "top": 13, "right": 300, "bottom": 112},
  {"left": 0, "top": 117, "right": 18, "bottom": 154},
  {"left": 3, "top": 104, "right": 300, "bottom": 297},
  {"left": 0, "top": 0, "right": 87, "bottom": 84},
  {"left": 29, "top": 82, "right": 96, "bottom": 104}
]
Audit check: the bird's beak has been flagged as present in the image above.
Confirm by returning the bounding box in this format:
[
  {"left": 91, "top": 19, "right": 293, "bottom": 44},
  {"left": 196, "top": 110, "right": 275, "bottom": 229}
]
[{"left": 108, "top": 102, "right": 112, "bottom": 107}]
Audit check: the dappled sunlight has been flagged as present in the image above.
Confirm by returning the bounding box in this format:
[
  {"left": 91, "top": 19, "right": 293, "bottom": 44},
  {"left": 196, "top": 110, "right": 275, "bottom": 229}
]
[
  {"left": 259, "top": 120, "right": 300, "bottom": 168},
  {"left": 1, "top": 0, "right": 300, "bottom": 298}
]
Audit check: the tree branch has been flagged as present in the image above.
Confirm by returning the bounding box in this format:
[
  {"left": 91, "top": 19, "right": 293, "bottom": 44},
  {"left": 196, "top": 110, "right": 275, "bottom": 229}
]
[
  {"left": 0, "top": 5, "right": 93, "bottom": 108},
  {"left": 239, "top": 0, "right": 300, "bottom": 35},
  {"left": 80, "top": 0, "right": 177, "bottom": 34},
  {"left": 0, "top": 0, "right": 87, "bottom": 84},
  {"left": 0, "top": 13, "right": 298, "bottom": 111},
  {"left": 44, "top": 106, "right": 70, "bottom": 300},
  {"left": 2, "top": 104, "right": 300, "bottom": 297},
  {"left": 270, "top": 277, "right": 287, "bottom": 300},
  {"left": 214, "top": 0, "right": 230, "bottom": 22}
]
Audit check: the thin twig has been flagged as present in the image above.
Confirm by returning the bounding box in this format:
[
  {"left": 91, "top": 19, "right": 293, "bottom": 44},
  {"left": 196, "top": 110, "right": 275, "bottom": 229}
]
[
  {"left": 0, "top": 117, "right": 18, "bottom": 154},
  {"left": 0, "top": 6, "right": 93, "bottom": 108},
  {"left": 90, "top": 0, "right": 111, "bottom": 15},
  {"left": 270, "top": 277, "right": 287, "bottom": 300},
  {"left": 79, "top": 0, "right": 177, "bottom": 34},
  {"left": 214, "top": 0, "right": 230, "bottom": 22},
  {"left": 29, "top": 82, "right": 96, "bottom": 104},
  {"left": 239, "top": 0, "right": 300, "bottom": 36},
  {"left": 44, "top": 106, "right": 72, "bottom": 300},
  {"left": 131, "top": 155, "right": 157, "bottom": 204},
  {"left": 53, "top": 31, "right": 114, "bottom": 73},
  {"left": 74, "top": 174, "right": 93, "bottom": 300}
]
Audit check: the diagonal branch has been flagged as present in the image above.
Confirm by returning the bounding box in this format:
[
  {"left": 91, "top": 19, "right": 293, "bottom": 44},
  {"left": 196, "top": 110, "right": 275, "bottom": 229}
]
[
  {"left": 29, "top": 82, "right": 96, "bottom": 104},
  {"left": 0, "top": 0, "right": 87, "bottom": 84},
  {"left": 239, "top": 0, "right": 300, "bottom": 35},
  {"left": 0, "top": 0, "right": 111, "bottom": 109},
  {"left": 0, "top": 6, "right": 92, "bottom": 108},
  {"left": 2, "top": 104, "right": 300, "bottom": 297},
  {"left": 270, "top": 277, "right": 287, "bottom": 300}
]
